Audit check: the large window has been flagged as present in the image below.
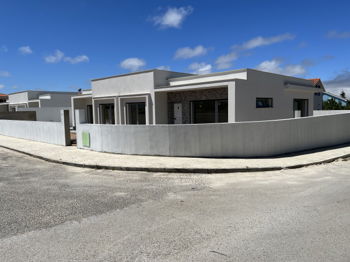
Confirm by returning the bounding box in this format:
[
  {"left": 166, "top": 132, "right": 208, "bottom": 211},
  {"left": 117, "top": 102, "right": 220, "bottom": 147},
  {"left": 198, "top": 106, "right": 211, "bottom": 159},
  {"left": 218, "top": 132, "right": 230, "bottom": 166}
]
[
  {"left": 191, "top": 99, "right": 228, "bottom": 124},
  {"left": 126, "top": 102, "right": 146, "bottom": 125},
  {"left": 256, "top": 98, "right": 273, "bottom": 108}
]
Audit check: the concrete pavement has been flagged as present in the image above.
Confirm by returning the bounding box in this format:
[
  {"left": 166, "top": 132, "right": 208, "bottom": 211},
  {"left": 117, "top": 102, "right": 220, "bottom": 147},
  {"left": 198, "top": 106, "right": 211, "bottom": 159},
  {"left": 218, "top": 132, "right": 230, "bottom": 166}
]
[
  {"left": 0, "top": 134, "right": 350, "bottom": 173},
  {"left": 1, "top": 147, "right": 350, "bottom": 261}
]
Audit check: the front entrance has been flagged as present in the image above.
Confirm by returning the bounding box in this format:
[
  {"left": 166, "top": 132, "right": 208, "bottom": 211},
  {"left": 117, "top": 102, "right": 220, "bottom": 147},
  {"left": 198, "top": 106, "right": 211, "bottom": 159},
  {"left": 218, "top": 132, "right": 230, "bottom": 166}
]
[
  {"left": 293, "top": 99, "right": 309, "bottom": 118},
  {"left": 86, "top": 105, "right": 93, "bottom": 124},
  {"left": 126, "top": 102, "right": 146, "bottom": 125},
  {"left": 173, "top": 103, "right": 182, "bottom": 124},
  {"left": 100, "top": 104, "right": 115, "bottom": 124}
]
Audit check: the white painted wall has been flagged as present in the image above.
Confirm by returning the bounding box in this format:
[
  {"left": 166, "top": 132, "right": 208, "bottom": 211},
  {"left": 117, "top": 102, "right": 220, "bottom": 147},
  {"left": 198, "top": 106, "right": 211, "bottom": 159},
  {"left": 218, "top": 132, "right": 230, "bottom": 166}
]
[{"left": 76, "top": 112, "right": 350, "bottom": 157}]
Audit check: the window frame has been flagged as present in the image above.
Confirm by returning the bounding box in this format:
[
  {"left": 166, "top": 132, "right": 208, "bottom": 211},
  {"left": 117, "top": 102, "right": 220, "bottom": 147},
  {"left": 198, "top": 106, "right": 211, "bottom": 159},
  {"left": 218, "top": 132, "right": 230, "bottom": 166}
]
[{"left": 256, "top": 97, "right": 273, "bottom": 108}]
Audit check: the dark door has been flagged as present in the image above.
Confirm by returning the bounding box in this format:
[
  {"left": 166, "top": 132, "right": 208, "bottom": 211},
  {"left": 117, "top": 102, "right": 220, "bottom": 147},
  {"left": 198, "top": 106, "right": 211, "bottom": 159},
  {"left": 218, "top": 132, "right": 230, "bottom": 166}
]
[
  {"left": 100, "top": 104, "right": 115, "bottom": 124},
  {"left": 86, "top": 105, "right": 93, "bottom": 124},
  {"left": 293, "top": 99, "right": 309, "bottom": 117}
]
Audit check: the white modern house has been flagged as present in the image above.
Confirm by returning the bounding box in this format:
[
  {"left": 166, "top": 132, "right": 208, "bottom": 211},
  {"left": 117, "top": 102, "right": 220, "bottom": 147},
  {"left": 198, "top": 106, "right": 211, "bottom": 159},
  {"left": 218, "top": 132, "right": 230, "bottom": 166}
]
[
  {"left": 72, "top": 68, "right": 323, "bottom": 127},
  {"left": 3, "top": 90, "right": 77, "bottom": 111}
]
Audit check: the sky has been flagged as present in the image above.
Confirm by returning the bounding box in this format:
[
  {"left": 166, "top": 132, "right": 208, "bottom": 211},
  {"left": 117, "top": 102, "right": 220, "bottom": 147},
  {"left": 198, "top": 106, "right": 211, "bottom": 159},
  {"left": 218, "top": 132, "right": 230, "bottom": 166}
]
[{"left": 0, "top": 0, "right": 350, "bottom": 96}]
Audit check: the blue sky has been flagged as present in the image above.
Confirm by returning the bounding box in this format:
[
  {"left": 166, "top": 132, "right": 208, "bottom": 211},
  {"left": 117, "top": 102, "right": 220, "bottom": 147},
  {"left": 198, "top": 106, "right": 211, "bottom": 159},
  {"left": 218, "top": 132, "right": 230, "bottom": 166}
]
[{"left": 0, "top": 0, "right": 350, "bottom": 95}]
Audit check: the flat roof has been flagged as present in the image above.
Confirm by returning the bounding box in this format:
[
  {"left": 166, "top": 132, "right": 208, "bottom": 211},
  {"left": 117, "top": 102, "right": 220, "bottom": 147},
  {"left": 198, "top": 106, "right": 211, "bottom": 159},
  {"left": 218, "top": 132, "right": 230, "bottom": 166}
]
[
  {"left": 168, "top": 68, "right": 248, "bottom": 82},
  {"left": 8, "top": 90, "right": 78, "bottom": 95},
  {"left": 91, "top": 69, "right": 193, "bottom": 82}
]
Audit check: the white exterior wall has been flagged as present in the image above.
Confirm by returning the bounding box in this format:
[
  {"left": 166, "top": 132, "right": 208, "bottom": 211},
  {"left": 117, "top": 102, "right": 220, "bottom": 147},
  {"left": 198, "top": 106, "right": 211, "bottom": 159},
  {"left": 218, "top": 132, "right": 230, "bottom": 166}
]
[
  {"left": 234, "top": 70, "right": 315, "bottom": 121},
  {"left": 76, "top": 112, "right": 350, "bottom": 157},
  {"left": 7, "top": 92, "right": 30, "bottom": 104}
]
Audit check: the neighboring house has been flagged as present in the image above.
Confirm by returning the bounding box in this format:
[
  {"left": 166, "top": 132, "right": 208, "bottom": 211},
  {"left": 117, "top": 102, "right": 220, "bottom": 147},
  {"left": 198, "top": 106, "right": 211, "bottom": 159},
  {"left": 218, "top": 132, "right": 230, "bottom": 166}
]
[
  {"left": 72, "top": 68, "right": 323, "bottom": 127},
  {"left": 0, "top": 94, "right": 8, "bottom": 112},
  {"left": 311, "top": 78, "right": 348, "bottom": 110},
  {"left": 0, "top": 90, "right": 77, "bottom": 124},
  {"left": 4, "top": 90, "right": 77, "bottom": 111}
]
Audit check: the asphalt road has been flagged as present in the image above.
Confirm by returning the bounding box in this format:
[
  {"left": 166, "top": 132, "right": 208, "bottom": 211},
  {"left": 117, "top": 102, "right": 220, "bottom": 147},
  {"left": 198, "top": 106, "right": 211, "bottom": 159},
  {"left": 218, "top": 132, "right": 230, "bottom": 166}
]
[{"left": 0, "top": 147, "right": 349, "bottom": 262}]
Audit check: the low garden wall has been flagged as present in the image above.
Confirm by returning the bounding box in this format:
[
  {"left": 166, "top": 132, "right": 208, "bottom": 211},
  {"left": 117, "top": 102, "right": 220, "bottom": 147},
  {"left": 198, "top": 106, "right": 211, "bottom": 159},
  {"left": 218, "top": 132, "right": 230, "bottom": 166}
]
[
  {"left": 314, "top": 110, "right": 350, "bottom": 116},
  {"left": 0, "top": 110, "right": 70, "bottom": 146},
  {"left": 76, "top": 111, "right": 350, "bottom": 157}
]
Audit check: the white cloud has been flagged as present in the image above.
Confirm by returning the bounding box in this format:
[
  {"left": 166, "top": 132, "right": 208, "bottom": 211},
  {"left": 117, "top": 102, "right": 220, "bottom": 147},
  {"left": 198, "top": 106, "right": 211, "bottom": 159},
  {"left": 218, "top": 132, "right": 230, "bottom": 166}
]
[
  {"left": 327, "top": 30, "right": 350, "bottom": 39},
  {"left": 215, "top": 52, "right": 238, "bottom": 70},
  {"left": 45, "top": 50, "right": 89, "bottom": 64},
  {"left": 0, "top": 84, "right": 4, "bottom": 89},
  {"left": 174, "top": 45, "right": 208, "bottom": 59},
  {"left": 0, "top": 71, "right": 10, "bottom": 77},
  {"left": 45, "top": 50, "right": 65, "bottom": 63},
  {"left": 157, "top": 65, "right": 171, "bottom": 70},
  {"left": 324, "top": 70, "right": 350, "bottom": 96},
  {"left": 152, "top": 6, "right": 193, "bottom": 29},
  {"left": 188, "top": 62, "right": 212, "bottom": 75},
  {"left": 64, "top": 55, "right": 89, "bottom": 64},
  {"left": 215, "top": 33, "right": 295, "bottom": 70},
  {"left": 120, "top": 58, "right": 146, "bottom": 72},
  {"left": 18, "top": 46, "right": 33, "bottom": 55},
  {"left": 239, "top": 33, "right": 295, "bottom": 50},
  {"left": 256, "top": 59, "right": 306, "bottom": 76}
]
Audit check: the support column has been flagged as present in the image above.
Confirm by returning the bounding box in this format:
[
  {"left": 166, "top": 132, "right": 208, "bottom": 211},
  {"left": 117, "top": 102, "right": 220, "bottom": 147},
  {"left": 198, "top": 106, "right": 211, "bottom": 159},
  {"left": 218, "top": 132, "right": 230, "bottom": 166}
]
[
  {"left": 228, "top": 82, "right": 236, "bottom": 123},
  {"left": 60, "top": 109, "right": 71, "bottom": 146}
]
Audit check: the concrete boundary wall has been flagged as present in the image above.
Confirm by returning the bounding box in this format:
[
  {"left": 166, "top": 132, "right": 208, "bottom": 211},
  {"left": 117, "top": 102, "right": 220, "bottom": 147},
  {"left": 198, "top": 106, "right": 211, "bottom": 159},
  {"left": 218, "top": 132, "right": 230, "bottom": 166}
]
[
  {"left": 76, "top": 111, "right": 350, "bottom": 157},
  {"left": 314, "top": 110, "right": 350, "bottom": 116},
  {"left": 0, "top": 110, "right": 70, "bottom": 146},
  {"left": 18, "top": 107, "right": 73, "bottom": 126}
]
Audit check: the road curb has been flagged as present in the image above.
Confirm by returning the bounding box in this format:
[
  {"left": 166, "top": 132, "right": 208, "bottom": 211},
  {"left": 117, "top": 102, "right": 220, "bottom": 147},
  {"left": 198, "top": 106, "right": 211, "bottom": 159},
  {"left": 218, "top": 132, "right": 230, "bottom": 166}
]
[{"left": 0, "top": 145, "right": 349, "bottom": 173}]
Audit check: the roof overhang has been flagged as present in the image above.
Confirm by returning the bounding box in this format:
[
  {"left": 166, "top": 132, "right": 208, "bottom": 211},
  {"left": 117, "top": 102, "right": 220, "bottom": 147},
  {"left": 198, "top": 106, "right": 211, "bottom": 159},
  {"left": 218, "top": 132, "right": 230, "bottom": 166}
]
[{"left": 285, "top": 83, "right": 321, "bottom": 93}]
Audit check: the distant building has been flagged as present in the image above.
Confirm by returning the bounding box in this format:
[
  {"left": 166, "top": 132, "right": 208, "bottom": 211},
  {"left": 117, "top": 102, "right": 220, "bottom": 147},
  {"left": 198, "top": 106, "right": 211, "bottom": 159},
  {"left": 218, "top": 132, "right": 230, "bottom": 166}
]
[{"left": 311, "top": 79, "right": 348, "bottom": 110}]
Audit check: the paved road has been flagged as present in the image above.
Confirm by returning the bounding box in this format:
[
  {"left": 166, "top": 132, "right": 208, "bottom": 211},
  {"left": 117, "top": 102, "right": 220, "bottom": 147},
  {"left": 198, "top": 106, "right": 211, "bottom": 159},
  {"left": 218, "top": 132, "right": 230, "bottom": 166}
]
[{"left": 0, "top": 147, "right": 349, "bottom": 261}]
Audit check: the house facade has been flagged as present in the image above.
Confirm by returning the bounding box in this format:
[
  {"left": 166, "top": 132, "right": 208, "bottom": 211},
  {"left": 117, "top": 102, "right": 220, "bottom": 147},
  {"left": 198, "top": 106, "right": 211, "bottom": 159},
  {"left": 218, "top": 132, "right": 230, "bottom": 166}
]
[
  {"left": 3, "top": 90, "right": 77, "bottom": 111},
  {"left": 72, "top": 68, "right": 323, "bottom": 127}
]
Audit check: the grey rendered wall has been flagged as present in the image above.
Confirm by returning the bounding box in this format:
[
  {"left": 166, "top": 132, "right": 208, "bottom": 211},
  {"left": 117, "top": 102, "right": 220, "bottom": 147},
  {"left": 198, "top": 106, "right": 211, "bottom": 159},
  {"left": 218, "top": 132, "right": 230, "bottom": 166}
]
[
  {"left": 40, "top": 93, "right": 76, "bottom": 107},
  {"left": 18, "top": 107, "right": 72, "bottom": 126},
  {"left": 235, "top": 70, "right": 315, "bottom": 121},
  {"left": 76, "top": 112, "right": 350, "bottom": 157},
  {"left": 0, "top": 110, "right": 70, "bottom": 145}
]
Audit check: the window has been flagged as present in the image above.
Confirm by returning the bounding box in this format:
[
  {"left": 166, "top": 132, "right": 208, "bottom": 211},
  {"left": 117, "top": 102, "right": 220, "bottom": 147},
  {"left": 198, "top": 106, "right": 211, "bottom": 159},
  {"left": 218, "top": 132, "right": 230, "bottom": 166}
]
[
  {"left": 191, "top": 99, "right": 228, "bottom": 124},
  {"left": 126, "top": 102, "right": 146, "bottom": 125},
  {"left": 256, "top": 98, "right": 273, "bottom": 108}
]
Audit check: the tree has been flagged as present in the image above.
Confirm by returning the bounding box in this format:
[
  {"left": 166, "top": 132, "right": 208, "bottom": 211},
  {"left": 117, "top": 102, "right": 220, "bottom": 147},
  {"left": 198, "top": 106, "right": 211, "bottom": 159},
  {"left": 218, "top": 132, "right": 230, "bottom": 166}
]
[
  {"left": 340, "top": 91, "right": 346, "bottom": 99},
  {"left": 323, "top": 98, "right": 343, "bottom": 110}
]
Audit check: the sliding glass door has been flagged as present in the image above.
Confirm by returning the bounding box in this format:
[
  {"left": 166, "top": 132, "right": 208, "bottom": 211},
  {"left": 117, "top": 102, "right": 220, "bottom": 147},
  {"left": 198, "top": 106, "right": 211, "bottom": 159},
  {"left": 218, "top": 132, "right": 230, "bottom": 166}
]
[
  {"left": 126, "top": 102, "right": 146, "bottom": 125},
  {"left": 191, "top": 99, "right": 228, "bottom": 124}
]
